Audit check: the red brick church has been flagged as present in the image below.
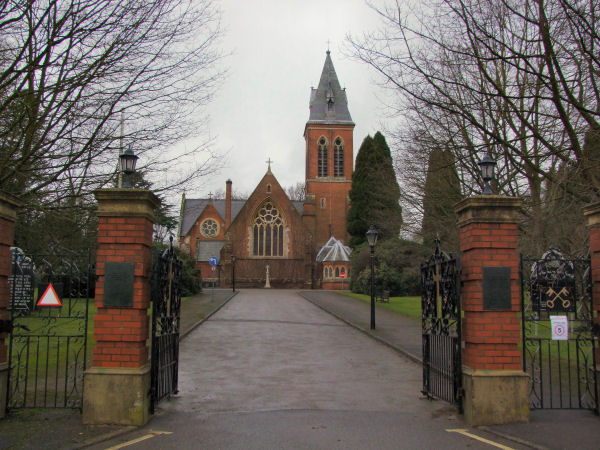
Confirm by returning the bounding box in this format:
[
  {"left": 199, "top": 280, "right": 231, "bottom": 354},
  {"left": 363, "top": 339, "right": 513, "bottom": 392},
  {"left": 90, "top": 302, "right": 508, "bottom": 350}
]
[{"left": 178, "top": 51, "right": 353, "bottom": 289}]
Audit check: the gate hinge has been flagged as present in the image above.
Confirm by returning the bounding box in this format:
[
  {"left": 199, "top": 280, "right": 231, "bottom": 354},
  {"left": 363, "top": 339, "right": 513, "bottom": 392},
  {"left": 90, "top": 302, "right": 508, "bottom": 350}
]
[{"left": 0, "top": 319, "right": 12, "bottom": 333}]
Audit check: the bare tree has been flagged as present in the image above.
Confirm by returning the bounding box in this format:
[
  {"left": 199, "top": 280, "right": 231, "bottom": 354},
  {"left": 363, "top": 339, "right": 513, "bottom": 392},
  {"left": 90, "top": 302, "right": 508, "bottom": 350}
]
[
  {"left": 347, "top": 0, "right": 600, "bottom": 252},
  {"left": 0, "top": 0, "right": 225, "bottom": 205},
  {"left": 285, "top": 182, "right": 305, "bottom": 202}
]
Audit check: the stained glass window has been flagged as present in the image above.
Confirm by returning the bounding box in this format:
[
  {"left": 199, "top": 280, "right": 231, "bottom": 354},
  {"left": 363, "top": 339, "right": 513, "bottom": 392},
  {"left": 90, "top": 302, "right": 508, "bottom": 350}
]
[
  {"left": 252, "top": 201, "right": 284, "bottom": 256},
  {"left": 200, "top": 218, "right": 218, "bottom": 237}
]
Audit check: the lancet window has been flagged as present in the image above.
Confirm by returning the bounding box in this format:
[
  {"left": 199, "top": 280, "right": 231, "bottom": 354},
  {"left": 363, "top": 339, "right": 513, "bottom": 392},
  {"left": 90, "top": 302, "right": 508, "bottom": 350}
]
[
  {"left": 318, "top": 137, "right": 328, "bottom": 177},
  {"left": 334, "top": 137, "right": 344, "bottom": 177}
]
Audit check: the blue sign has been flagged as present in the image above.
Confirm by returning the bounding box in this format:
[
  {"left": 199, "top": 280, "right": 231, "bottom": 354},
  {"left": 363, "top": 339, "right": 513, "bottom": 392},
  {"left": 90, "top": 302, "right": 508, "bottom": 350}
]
[{"left": 209, "top": 256, "right": 219, "bottom": 266}]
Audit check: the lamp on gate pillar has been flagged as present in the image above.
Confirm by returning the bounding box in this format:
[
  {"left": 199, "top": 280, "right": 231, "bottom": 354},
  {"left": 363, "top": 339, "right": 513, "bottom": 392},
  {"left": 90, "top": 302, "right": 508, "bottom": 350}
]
[
  {"left": 478, "top": 153, "right": 496, "bottom": 195},
  {"left": 119, "top": 145, "right": 139, "bottom": 188},
  {"left": 366, "top": 225, "right": 378, "bottom": 330},
  {"left": 231, "top": 254, "right": 236, "bottom": 292}
]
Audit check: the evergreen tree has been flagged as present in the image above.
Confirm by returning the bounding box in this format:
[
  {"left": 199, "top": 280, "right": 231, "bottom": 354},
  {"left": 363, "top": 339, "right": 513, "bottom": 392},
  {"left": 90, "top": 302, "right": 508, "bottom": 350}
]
[
  {"left": 421, "top": 148, "right": 462, "bottom": 250},
  {"left": 347, "top": 132, "right": 403, "bottom": 247}
]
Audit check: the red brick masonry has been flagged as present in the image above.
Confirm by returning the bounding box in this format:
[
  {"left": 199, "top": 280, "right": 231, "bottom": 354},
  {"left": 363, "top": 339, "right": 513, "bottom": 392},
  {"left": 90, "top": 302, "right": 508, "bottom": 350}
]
[
  {"left": 456, "top": 196, "right": 523, "bottom": 371},
  {"left": 92, "top": 190, "right": 157, "bottom": 368},
  {"left": 0, "top": 193, "right": 19, "bottom": 367}
]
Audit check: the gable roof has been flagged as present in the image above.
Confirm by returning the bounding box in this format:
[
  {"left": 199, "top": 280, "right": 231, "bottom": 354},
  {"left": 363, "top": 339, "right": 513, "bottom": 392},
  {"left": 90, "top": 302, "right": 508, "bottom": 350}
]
[
  {"left": 180, "top": 188, "right": 304, "bottom": 237},
  {"left": 180, "top": 199, "right": 245, "bottom": 237},
  {"left": 308, "top": 51, "right": 353, "bottom": 125},
  {"left": 316, "top": 236, "right": 352, "bottom": 262}
]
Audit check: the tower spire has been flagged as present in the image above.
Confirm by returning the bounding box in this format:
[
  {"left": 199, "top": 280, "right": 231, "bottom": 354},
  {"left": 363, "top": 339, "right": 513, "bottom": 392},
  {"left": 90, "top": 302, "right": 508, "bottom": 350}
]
[{"left": 308, "top": 51, "right": 353, "bottom": 124}]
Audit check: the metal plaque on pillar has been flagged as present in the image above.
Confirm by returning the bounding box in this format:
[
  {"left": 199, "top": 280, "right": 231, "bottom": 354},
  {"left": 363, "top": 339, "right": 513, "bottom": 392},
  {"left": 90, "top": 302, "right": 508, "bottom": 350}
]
[
  {"left": 104, "top": 262, "right": 135, "bottom": 307},
  {"left": 483, "top": 266, "right": 511, "bottom": 310}
]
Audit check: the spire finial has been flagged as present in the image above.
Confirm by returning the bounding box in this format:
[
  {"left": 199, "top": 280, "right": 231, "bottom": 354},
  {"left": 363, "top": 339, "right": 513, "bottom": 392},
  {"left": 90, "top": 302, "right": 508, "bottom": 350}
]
[
  {"left": 266, "top": 158, "right": 274, "bottom": 172},
  {"left": 326, "top": 39, "right": 331, "bottom": 54}
]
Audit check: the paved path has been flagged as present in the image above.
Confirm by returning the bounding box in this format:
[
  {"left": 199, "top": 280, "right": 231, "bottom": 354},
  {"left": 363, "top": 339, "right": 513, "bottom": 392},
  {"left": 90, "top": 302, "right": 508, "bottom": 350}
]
[{"left": 95, "top": 289, "right": 527, "bottom": 449}]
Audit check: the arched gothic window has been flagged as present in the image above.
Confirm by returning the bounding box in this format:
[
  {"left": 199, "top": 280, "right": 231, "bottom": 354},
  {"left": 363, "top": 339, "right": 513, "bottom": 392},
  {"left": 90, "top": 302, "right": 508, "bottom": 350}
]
[
  {"left": 341, "top": 267, "right": 346, "bottom": 277},
  {"left": 318, "top": 137, "right": 328, "bottom": 177},
  {"left": 328, "top": 267, "right": 333, "bottom": 278},
  {"left": 323, "top": 267, "right": 327, "bottom": 279},
  {"left": 252, "top": 201, "right": 284, "bottom": 257},
  {"left": 334, "top": 137, "right": 344, "bottom": 177},
  {"left": 335, "top": 267, "right": 340, "bottom": 278}
]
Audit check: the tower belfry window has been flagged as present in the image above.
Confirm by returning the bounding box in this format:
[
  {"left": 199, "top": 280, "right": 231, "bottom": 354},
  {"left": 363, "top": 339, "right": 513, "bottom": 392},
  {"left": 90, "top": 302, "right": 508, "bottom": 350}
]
[
  {"left": 327, "top": 83, "right": 334, "bottom": 111},
  {"left": 334, "top": 137, "right": 344, "bottom": 177},
  {"left": 318, "top": 137, "right": 328, "bottom": 177}
]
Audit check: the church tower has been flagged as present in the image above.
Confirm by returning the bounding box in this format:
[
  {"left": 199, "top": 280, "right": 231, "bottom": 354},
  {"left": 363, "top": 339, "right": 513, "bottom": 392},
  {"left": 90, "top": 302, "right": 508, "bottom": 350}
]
[{"left": 303, "top": 51, "right": 354, "bottom": 247}]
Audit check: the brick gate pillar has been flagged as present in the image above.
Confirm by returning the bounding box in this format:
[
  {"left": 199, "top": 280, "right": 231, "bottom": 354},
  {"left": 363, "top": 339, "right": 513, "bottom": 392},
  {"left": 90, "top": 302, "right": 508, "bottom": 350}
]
[
  {"left": 454, "top": 196, "right": 529, "bottom": 426},
  {"left": 0, "top": 193, "right": 19, "bottom": 419},
  {"left": 583, "top": 202, "right": 600, "bottom": 373},
  {"left": 83, "top": 189, "right": 159, "bottom": 426}
]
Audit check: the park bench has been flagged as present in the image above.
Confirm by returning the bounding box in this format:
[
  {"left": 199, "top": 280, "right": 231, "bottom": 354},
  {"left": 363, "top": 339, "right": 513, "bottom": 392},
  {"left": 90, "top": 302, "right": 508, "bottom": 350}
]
[{"left": 377, "top": 290, "right": 390, "bottom": 303}]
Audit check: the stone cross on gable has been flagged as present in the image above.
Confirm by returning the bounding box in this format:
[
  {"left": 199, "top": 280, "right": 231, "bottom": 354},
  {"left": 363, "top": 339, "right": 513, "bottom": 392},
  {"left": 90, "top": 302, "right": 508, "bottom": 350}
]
[{"left": 266, "top": 158, "right": 273, "bottom": 171}]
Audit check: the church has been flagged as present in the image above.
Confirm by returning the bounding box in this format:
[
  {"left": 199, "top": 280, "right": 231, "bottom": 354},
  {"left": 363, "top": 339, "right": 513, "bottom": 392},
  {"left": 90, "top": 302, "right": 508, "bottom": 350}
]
[{"left": 178, "top": 51, "right": 353, "bottom": 289}]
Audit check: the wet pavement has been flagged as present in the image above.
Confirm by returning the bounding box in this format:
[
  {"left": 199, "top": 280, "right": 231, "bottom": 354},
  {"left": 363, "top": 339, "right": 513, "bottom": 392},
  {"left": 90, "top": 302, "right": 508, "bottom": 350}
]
[
  {"left": 91, "top": 290, "right": 530, "bottom": 449},
  {"left": 0, "top": 289, "right": 235, "bottom": 450},
  {"left": 1, "top": 288, "right": 599, "bottom": 449}
]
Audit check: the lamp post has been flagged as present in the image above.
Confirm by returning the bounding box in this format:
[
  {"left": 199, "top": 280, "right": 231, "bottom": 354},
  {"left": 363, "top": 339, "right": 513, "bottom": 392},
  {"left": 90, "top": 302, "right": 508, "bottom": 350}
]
[
  {"left": 119, "top": 145, "right": 139, "bottom": 188},
  {"left": 478, "top": 153, "right": 496, "bottom": 195},
  {"left": 231, "top": 254, "right": 236, "bottom": 292},
  {"left": 366, "top": 225, "right": 378, "bottom": 330}
]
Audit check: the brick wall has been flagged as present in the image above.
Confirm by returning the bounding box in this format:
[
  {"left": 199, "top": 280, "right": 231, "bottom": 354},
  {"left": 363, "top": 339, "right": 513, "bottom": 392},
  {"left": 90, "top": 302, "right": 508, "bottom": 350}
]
[
  {"left": 584, "top": 202, "right": 600, "bottom": 363},
  {"left": 221, "top": 171, "right": 312, "bottom": 288},
  {"left": 456, "top": 197, "right": 523, "bottom": 371},
  {"left": 92, "top": 190, "right": 157, "bottom": 369},
  {"left": 304, "top": 124, "right": 353, "bottom": 246},
  {"left": 0, "top": 194, "right": 18, "bottom": 367}
]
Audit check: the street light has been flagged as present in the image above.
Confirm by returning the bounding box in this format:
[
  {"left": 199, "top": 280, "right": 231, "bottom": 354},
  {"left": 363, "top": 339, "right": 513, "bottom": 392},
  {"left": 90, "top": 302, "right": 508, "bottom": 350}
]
[
  {"left": 119, "top": 145, "right": 138, "bottom": 188},
  {"left": 231, "top": 254, "right": 236, "bottom": 292},
  {"left": 478, "top": 153, "right": 496, "bottom": 195},
  {"left": 366, "top": 225, "right": 378, "bottom": 330}
]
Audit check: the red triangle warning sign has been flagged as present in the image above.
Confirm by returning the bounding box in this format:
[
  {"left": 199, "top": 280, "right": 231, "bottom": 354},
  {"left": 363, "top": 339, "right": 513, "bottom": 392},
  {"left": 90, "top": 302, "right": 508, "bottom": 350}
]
[{"left": 37, "top": 283, "right": 62, "bottom": 307}]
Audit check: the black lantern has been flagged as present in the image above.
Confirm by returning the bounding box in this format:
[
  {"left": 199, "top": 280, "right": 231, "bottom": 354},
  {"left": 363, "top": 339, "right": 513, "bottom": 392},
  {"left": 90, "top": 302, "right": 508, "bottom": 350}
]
[
  {"left": 366, "top": 225, "right": 378, "bottom": 330},
  {"left": 478, "top": 153, "right": 496, "bottom": 195},
  {"left": 366, "top": 225, "right": 379, "bottom": 247},
  {"left": 119, "top": 145, "right": 138, "bottom": 188}
]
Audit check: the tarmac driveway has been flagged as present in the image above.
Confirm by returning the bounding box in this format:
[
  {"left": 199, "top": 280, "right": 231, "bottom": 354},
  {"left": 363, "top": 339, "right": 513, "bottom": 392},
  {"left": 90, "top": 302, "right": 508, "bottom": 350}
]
[
  {"left": 94, "top": 289, "right": 528, "bottom": 449},
  {"left": 173, "top": 288, "right": 424, "bottom": 414}
]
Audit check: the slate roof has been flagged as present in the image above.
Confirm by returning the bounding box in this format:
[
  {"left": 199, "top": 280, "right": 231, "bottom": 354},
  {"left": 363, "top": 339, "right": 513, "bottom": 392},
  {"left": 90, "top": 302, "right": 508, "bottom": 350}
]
[
  {"left": 308, "top": 51, "right": 354, "bottom": 125},
  {"left": 180, "top": 198, "right": 304, "bottom": 237},
  {"left": 316, "top": 236, "right": 352, "bottom": 262}
]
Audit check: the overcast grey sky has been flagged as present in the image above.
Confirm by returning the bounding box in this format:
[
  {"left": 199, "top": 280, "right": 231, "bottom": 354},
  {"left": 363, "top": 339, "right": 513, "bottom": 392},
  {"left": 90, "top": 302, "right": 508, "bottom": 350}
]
[{"left": 180, "top": 0, "right": 388, "bottom": 198}]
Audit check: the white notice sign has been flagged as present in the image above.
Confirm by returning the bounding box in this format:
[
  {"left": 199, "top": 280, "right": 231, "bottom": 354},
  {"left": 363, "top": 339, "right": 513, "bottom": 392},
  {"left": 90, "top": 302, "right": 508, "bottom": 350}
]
[{"left": 550, "top": 315, "right": 568, "bottom": 340}]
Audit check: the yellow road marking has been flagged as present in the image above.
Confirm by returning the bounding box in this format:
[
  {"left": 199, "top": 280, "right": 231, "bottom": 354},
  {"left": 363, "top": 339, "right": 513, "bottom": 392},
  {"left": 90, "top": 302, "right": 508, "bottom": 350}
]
[
  {"left": 105, "top": 431, "right": 173, "bottom": 450},
  {"left": 447, "top": 429, "right": 514, "bottom": 449}
]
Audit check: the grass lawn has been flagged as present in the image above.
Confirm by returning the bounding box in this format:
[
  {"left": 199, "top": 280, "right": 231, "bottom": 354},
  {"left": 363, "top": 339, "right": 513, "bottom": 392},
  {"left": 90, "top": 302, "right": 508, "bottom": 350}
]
[{"left": 341, "top": 292, "right": 421, "bottom": 319}]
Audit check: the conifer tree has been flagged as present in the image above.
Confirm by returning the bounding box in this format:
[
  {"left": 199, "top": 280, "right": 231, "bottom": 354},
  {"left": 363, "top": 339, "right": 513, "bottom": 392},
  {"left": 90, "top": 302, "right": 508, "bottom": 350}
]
[
  {"left": 347, "top": 132, "right": 403, "bottom": 247},
  {"left": 421, "top": 148, "right": 462, "bottom": 250}
]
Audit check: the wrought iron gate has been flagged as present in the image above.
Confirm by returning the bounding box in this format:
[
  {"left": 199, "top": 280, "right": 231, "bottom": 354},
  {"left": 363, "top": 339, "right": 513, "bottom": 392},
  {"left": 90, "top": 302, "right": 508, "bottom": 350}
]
[
  {"left": 7, "top": 248, "right": 93, "bottom": 410},
  {"left": 150, "top": 239, "right": 182, "bottom": 413},
  {"left": 521, "top": 250, "right": 598, "bottom": 413},
  {"left": 420, "top": 240, "right": 462, "bottom": 410}
]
